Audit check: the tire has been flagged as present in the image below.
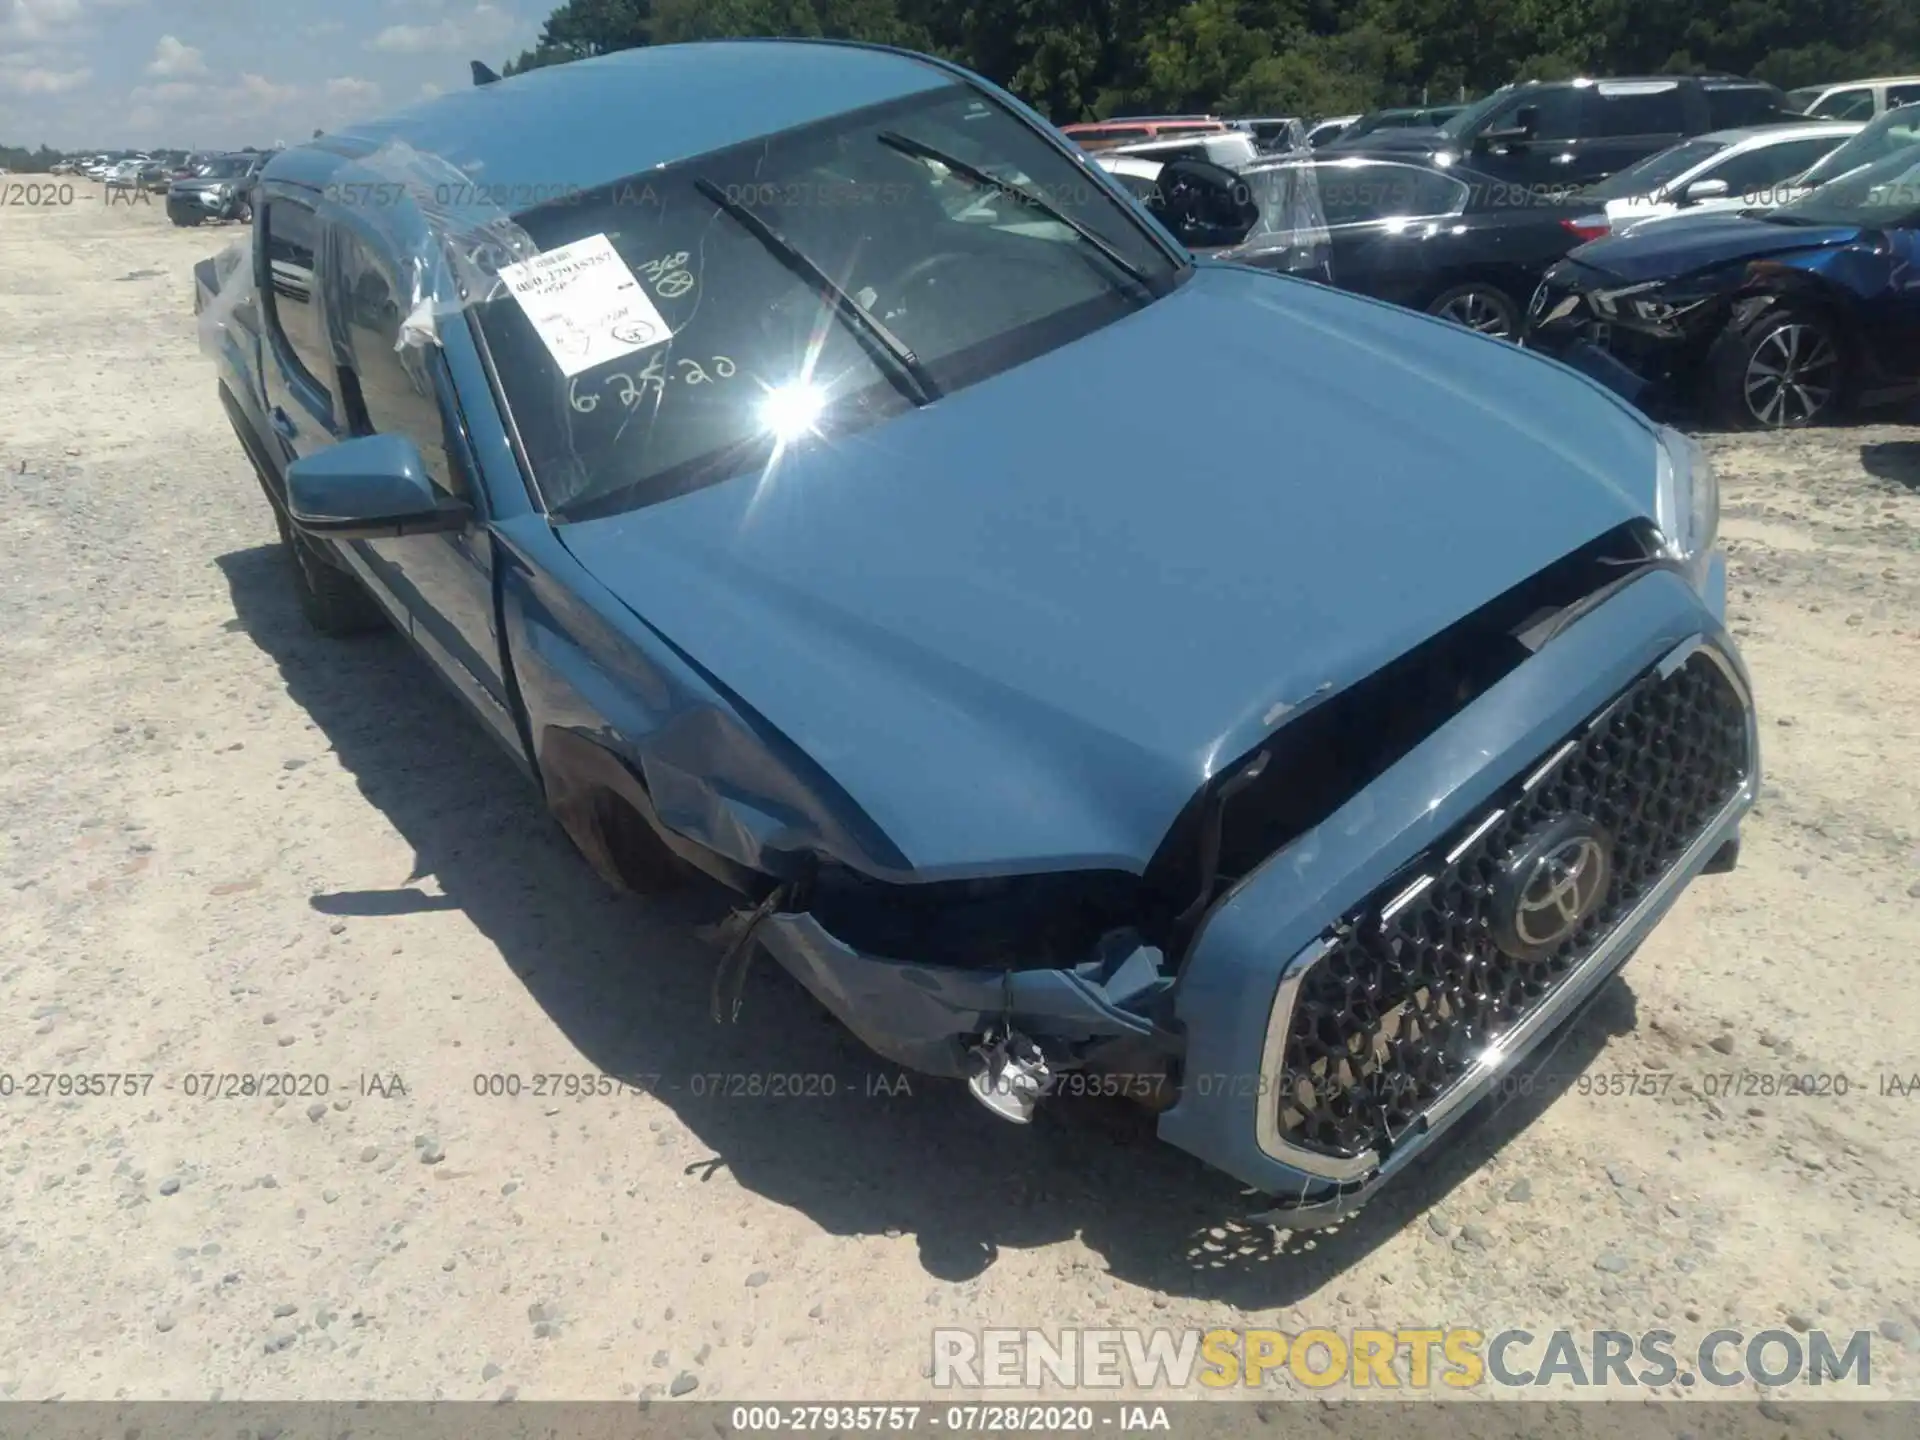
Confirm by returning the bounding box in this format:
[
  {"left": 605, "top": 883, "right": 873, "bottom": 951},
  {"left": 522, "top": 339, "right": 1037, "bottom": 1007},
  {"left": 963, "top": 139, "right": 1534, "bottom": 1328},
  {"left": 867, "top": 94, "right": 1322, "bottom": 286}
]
[
  {"left": 1425, "top": 282, "right": 1522, "bottom": 341},
  {"left": 170, "top": 214, "right": 203, "bottom": 228},
  {"left": 274, "top": 507, "right": 386, "bottom": 637},
  {"left": 1706, "top": 302, "right": 1847, "bottom": 430}
]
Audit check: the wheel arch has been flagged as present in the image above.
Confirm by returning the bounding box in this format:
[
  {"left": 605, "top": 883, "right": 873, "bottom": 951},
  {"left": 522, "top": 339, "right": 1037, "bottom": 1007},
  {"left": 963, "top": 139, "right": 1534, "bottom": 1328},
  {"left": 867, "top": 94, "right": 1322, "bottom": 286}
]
[{"left": 535, "top": 724, "right": 772, "bottom": 901}]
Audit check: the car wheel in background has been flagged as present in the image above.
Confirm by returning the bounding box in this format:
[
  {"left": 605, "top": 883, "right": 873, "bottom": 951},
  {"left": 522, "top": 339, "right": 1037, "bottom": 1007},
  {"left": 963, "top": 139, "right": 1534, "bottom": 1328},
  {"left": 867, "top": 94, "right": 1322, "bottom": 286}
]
[
  {"left": 1425, "top": 282, "right": 1521, "bottom": 341},
  {"left": 274, "top": 508, "right": 386, "bottom": 637},
  {"left": 1708, "top": 303, "right": 1846, "bottom": 429}
]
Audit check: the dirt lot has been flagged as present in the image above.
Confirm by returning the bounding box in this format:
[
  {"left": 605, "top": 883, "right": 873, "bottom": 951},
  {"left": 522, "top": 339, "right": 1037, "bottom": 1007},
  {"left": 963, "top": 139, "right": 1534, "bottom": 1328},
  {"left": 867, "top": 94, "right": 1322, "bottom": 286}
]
[{"left": 3, "top": 181, "right": 1919, "bottom": 1405}]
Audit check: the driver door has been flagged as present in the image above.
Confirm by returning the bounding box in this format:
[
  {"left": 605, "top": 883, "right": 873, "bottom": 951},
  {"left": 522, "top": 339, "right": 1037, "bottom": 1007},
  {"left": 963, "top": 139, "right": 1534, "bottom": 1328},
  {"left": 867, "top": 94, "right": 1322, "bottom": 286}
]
[{"left": 1867, "top": 217, "right": 1920, "bottom": 383}]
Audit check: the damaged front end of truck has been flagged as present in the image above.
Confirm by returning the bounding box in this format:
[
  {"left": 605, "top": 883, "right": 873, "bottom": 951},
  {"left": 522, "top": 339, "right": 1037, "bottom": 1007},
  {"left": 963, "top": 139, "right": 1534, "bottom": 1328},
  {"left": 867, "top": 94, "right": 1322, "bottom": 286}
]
[{"left": 537, "top": 513, "right": 1750, "bottom": 1206}]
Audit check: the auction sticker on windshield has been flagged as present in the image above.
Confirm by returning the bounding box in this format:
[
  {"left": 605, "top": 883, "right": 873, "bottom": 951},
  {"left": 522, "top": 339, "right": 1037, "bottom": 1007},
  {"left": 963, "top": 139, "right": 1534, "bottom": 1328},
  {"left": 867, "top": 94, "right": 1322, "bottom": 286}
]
[{"left": 497, "top": 233, "right": 671, "bottom": 377}]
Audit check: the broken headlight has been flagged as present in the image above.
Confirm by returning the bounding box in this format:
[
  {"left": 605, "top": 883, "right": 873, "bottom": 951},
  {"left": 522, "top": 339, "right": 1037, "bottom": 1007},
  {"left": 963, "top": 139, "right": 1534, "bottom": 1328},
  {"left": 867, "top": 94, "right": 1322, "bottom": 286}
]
[{"left": 1654, "top": 425, "right": 1719, "bottom": 592}]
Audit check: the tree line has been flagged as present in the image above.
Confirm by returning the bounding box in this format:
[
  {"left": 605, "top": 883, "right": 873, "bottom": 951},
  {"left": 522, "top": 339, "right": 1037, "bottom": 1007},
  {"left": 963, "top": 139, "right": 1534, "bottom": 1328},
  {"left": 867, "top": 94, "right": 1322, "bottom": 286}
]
[{"left": 498, "top": 0, "right": 1918, "bottom": 121}]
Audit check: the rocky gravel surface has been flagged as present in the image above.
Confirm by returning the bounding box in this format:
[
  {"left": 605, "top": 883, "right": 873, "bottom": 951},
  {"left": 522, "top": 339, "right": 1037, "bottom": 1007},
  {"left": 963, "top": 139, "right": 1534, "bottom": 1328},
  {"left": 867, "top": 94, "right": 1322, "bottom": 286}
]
[{"left": 2, "top": 185, "right": 1918, "bottom": 1404}]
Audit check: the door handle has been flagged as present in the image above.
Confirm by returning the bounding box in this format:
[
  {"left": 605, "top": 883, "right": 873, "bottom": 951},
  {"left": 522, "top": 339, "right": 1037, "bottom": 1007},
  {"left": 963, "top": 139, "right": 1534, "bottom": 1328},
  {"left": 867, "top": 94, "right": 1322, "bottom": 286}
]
[{"left": 269, "top": 407, "right": 297, "bottom": 439}]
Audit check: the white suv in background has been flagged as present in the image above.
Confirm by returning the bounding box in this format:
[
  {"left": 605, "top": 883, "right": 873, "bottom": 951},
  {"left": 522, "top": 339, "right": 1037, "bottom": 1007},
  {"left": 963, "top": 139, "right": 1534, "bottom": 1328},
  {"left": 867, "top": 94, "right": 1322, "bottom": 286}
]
[{"left": 1787, "top": 76, "right": 1920, "bottom": 121}]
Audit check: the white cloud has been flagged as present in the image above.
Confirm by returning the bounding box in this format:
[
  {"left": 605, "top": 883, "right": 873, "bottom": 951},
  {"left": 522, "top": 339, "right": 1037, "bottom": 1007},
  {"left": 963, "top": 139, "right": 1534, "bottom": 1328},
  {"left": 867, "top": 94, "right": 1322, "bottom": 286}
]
[
  {"left": 147, "top": 35, "right": 206, "bottom": 78},
  {"left": 0, "top": 0, "right": 139, "bottom": 43},
  {"left": 325, "top": 76, "right": 381, "bottom": 105},
  {"left": 0, "top": 63, "right": 90, "bottom": 94},
  {"left": 127, "top": 80, "right": 200, "bottom": 103},
  {"left": 368, "top": 1, "right": 513, "bottom": 54},
  {"left": 0, "top": 0, "right": 85, "bottom": 43},
  {"left": 418, "top": 81, "right": 444, "bottom": 98},
  {"left": 237, "top": 72, "right": 298, "bottom": 107}
]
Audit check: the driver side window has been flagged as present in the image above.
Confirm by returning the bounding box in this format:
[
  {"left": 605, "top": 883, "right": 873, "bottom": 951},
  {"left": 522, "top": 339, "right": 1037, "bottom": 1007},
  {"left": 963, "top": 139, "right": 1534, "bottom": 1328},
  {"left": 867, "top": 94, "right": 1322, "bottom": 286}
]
[{"left": 330, "top": 229, "right": 463, "bottom": 498}]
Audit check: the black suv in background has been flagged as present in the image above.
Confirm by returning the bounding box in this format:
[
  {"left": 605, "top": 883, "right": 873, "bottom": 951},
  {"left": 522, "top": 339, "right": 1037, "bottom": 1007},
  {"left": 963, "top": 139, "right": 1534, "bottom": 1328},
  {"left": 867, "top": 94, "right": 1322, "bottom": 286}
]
[{"left": 1356, "top": 75, "right": 1805, "bottom": 187}]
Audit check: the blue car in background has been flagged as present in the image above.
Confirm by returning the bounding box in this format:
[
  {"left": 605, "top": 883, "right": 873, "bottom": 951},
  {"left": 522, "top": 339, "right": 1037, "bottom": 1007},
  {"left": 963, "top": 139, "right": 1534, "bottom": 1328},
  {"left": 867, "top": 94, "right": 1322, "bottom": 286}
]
[
  {"left": 195, "top": 39, "right": 1757, "bottom": 1225},
  {"left": 1526, "top": 143, "right": 1920, "bottom": 426}
]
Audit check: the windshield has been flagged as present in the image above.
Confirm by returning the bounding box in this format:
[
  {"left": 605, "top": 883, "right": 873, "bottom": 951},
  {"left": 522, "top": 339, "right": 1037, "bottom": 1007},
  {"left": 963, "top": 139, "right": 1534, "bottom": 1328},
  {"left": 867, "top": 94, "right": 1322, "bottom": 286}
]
[
  {"left": 199, "top": 155, "right": 254, "bottom": 179},
  {"left": 1786, "top": 87, "right": 1825, "bottom": 112},
  {"left": 1795, "top": 104, "right": 1920, "bottom": 189},
  {"left": 1437, "top": 91, "right": 1512, "bottom": 139},
  {"left": 475, "top": 83, "right": 1180, "bottom": 522},
  {"left": 1583, "top": 139, "right": 1729, "bottom": 200},
  {"left": 1769, "top": 144, "right": 1920, "bottom": 225}
]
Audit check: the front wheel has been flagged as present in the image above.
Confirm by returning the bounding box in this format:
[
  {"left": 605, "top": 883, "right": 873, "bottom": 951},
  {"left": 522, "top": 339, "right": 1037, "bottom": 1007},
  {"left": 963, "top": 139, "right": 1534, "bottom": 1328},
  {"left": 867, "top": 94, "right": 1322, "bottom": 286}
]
[
  {"left": 275, "top": 508, "right": 385, "bottom": 637},
  {"left": 1425, "top": 282, "right": 1521, "bottom": 341},
  {"left": 1707, "top": 303, "right": 1846, "bottom": 429}
]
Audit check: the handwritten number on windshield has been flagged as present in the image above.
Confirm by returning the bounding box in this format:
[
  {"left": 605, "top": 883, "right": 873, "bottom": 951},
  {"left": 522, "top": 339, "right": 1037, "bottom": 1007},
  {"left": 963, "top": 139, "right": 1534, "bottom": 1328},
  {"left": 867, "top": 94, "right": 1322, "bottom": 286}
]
[{"left": 568, "top": 356, "right": 737, "bottom": 413}]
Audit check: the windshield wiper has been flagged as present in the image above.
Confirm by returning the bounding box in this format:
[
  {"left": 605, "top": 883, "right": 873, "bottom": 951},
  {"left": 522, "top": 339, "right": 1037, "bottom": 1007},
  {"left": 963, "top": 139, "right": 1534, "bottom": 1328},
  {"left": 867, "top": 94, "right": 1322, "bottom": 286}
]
[
  {"left": 874, "top": 130, "right": 1153, "bottom": 290},
  {"left": 693, "top": 177, "right": 938, "bottom": 405}
]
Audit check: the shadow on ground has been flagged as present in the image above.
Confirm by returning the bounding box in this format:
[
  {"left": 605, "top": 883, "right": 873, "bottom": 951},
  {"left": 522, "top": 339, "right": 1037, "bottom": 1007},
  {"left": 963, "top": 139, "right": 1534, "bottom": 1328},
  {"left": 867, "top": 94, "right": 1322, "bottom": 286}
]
[
  {"left": 1861, "top": 440, "right": 1920, "bottom": 492},
  {"left": 218, "top": 542, "right": 1635, "bottom": 1307}
]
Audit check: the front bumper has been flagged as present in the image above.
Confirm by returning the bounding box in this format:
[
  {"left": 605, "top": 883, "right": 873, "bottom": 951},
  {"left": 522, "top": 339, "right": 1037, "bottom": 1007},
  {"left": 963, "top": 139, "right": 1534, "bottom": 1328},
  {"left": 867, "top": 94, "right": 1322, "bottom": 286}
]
[
  {"left": 1522, "top": 269, "right": 1726, "bottom": 413},
  {"left": 168, "top": 188, "right": 237, "bottom": 222},
  {"left": 1160, "top": 565, "right": 1754, "bottom": 1215},
  {"left": 747, "top": 566, "right": 1754, "bottom": 1215}
]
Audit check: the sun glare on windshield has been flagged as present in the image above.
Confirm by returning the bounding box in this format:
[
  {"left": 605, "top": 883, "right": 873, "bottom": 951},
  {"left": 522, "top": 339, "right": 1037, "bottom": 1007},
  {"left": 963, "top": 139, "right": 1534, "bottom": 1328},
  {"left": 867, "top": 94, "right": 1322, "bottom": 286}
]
[{"left": 759, "top": 382, "right": 829, "bottom": 442}]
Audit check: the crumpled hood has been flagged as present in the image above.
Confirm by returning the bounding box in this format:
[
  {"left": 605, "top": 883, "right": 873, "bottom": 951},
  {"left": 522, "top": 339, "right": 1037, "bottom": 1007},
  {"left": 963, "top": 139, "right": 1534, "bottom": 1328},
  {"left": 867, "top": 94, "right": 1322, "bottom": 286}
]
[
  {"left": 558, "top": 263, "right": 1659, "bottom": 880},
  {"left": 1567, "top": 213, "right": 1863, "bottom": 285}
]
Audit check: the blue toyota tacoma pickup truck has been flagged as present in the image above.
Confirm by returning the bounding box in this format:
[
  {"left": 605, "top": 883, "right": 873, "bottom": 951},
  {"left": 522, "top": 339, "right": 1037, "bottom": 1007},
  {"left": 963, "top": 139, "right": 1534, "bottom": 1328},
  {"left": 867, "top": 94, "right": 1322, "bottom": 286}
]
[{"left": 194, "top": 39, "right": 1756, "bottom": 1225}]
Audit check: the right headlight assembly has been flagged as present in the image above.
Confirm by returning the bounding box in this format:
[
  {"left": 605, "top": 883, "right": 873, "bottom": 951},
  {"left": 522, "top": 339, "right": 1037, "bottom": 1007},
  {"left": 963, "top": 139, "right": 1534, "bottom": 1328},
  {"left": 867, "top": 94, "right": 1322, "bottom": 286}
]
[{"left": 1654, "top": 424, "right": 1719, "bottom": 592}]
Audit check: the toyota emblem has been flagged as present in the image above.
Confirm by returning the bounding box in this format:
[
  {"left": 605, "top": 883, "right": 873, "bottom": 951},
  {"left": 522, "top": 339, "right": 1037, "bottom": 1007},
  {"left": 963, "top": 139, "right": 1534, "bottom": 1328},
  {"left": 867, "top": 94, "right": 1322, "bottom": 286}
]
[{"left": 1491, "top": 816, "right": 1613, "bottom": 960}]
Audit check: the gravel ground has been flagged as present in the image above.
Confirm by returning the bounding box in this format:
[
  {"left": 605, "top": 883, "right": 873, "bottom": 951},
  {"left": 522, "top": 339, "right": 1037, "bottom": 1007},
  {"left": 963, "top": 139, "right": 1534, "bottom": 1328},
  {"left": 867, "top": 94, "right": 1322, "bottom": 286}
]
[{"left": 2, "top": 183, "right": 1919, "bottom": 1404}]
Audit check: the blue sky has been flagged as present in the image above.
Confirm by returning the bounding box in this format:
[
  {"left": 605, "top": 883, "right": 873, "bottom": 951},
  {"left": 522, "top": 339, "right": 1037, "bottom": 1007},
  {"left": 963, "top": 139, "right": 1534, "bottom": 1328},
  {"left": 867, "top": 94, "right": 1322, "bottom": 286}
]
[{"left": 0, "top": 0, "right": 548, "bottom": 150}]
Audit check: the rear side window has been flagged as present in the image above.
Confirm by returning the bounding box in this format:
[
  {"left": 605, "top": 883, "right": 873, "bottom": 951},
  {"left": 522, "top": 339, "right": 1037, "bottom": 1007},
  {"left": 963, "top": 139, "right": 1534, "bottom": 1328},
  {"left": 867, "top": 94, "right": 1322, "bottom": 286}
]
[
  {"left": 1503, "top": 88, "right": 1586, "bottom": 141},
  {"left": 1887, "top": 85, "right": 1920, "bottom": 110},
  {"left": 1590, "top": 84, "right": 1686, "bottom": 136},
  {"left": 332, "top": 230, "right": 460, "bottom": 496},
  {"left": 261, "top": 198, "right": 331, "bottom": 400},
  {"left": 1810, "top": 88, "right": 1875, "bottom": 121},
  {"left": 1707, "top": 86, "right": 1795, "bottom": 128},
  {"left": 1710, "top": 137, "right": 1850, "bottom": 196},
  {"left": 1313, "top": 162, "right": 1467, "bottom": 223}
]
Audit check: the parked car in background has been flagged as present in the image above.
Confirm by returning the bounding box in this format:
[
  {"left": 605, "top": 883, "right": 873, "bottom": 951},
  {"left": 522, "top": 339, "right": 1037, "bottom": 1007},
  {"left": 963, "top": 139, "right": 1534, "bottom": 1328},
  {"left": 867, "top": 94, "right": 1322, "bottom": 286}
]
[
  {"left": 1357, "top": 75, "right": 1805, "bottom": 187},
  {"left": 1305, "top": 114, "right": 1361, "bottom": 148},
  {"left": 1787, "top": 76, "right": 1920, "bottom": 122},
  {"left": 195, "top": 38, "right": 1753, "bottom": 1226},
  {"left": 1323, "top": 104, "right": 1467, "bottom": 147},
  {"left": 1229, "top": 117, "right": 1307, "bottom": 153},
  {"left": 1189, "top": 151, "right": 1611, "bottom": 337},
  {"left": 1576, "top": 121, "right": 1862, "bottom": 233},
  {"left": 168, "top": 150, "right": 269, "bottom": 226},
  {"left": 1525, "top": 145, "right": 1920, "bottom": 427},
  {"left": 1059, "top": 116, "right": 1229, "bottom": 151}
]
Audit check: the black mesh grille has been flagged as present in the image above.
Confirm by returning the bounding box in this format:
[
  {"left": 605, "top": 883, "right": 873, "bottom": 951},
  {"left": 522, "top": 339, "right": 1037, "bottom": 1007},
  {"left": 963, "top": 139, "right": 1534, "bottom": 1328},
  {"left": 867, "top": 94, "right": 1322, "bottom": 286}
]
[{"left": 1273, "top": 649, "right": 1750, "bottom": 1161}]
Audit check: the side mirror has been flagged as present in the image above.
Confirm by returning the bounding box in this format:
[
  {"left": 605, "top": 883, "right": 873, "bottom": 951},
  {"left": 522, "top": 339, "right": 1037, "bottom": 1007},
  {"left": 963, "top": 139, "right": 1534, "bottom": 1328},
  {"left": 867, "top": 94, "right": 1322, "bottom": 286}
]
[
  {"left": 1151, "top": 158, "right": 1259, "bottom": 248},
  {"left": 286, "top": 433, "right": 470, "bottom": 540},
  {"left": 1682, "top": 177, "right": 1730, "bottom": 204}
]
